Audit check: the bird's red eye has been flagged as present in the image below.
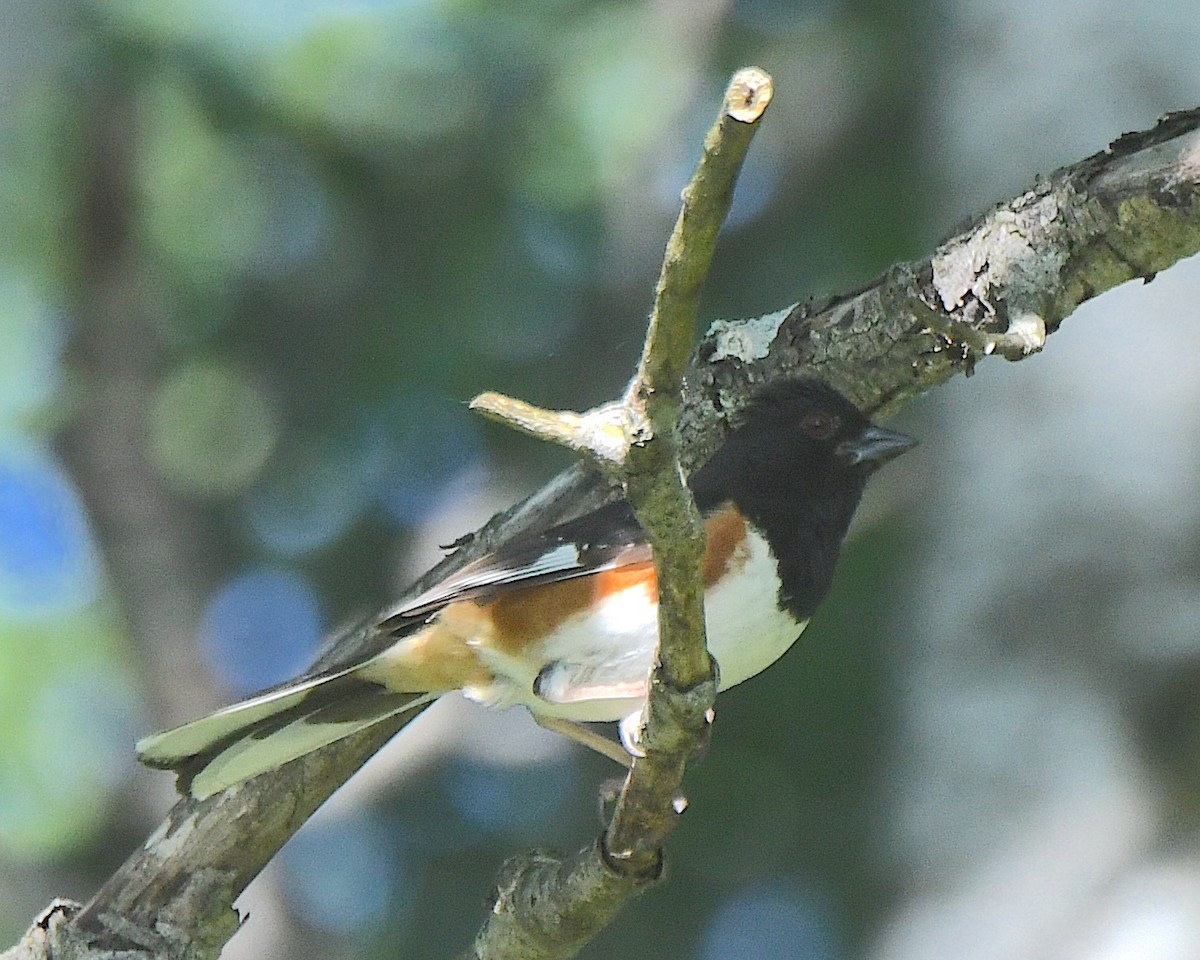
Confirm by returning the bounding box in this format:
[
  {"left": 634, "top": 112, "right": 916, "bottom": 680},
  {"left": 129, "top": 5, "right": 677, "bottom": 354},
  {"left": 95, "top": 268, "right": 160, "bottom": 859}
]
[{"left": 802, "top": 411, "right": 838, "bottom": 440}]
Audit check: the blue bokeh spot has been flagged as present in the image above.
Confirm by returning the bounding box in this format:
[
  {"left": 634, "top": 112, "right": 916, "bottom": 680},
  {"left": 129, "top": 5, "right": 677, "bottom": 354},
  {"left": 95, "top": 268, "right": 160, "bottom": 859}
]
[
  {"left": 371, "top": 392, "right": 486, "bottom": 527},
  {"left": 241, "top": 430, "right": 380, "bottom": 558},
  {"left": 201, "top": 566, "right": 324, "bottom": 694},
  {"left": 278, "top": 812, "right": 408, "bottom": 936},
  {"left": 699, "top": 880, "right": 840, "bottom": 960},
  {"left": 445, "top": 761, "right": 515, "bottom": 832},
  {"left": 443, "top": 758, "right": 574, "bottom": 838},
  {"left": 0, "top": 447, "right": 98, "bottom": 618}
]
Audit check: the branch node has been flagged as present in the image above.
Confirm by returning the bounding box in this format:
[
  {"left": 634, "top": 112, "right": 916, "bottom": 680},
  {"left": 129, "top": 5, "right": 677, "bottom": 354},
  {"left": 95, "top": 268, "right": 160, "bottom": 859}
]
[
  {"left": 599, "top": 833, "right": 665, "bottom": 883},
  {"left": 643, "top": 668, "right": 719, "bottom": 754}
]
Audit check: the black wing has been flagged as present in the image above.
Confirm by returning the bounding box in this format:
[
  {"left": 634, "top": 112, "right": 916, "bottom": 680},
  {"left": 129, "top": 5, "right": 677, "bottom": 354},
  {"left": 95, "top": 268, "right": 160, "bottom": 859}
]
[{"left": 378, "top": 499, "right": 650, "bottom": 627}]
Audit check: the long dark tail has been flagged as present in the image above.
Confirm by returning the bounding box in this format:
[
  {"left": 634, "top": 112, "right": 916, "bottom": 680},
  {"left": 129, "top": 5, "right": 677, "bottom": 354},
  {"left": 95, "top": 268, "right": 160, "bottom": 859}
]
[{"left": 137, "top": 666, "right": 434, "bottom": 799}]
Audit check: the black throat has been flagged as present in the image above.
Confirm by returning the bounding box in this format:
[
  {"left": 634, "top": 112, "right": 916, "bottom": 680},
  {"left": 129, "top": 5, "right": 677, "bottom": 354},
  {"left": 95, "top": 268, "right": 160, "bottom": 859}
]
[
  {"left": 691, "top": 452, "right": 868, "bottom": 622},
  {"left": 736, "top": 491, "right": 864, "bottom": 621},
  {"left": 683, "top": 377, "right": 909, "bottom": 624}
]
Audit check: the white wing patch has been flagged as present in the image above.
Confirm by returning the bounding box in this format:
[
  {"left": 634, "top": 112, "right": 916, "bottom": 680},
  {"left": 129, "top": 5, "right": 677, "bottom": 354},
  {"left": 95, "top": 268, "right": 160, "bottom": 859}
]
[{"left": 383, "top": 543, "right": 584, "bottom": 621}]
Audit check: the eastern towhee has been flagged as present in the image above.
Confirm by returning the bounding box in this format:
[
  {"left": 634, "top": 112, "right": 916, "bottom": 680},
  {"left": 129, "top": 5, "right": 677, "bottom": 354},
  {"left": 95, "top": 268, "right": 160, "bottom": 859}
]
[{"left": 138, "top": 378, "right": 916, "bottom": 799}]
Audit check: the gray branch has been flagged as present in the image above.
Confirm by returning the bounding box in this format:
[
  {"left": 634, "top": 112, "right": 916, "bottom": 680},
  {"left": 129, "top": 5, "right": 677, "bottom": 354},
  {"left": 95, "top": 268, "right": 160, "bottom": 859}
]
[{"left": 6, "top": 106, "right": 1200, "bottom": 960}]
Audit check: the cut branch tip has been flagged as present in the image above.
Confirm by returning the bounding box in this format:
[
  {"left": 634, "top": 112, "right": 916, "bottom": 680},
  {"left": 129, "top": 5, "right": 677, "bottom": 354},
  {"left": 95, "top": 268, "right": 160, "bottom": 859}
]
[
  {"left": 725, "top": 67, "right": 773, "bottom": 123},
  {"left": 469, "top": 391, "right": 629, "bottom": 466}
]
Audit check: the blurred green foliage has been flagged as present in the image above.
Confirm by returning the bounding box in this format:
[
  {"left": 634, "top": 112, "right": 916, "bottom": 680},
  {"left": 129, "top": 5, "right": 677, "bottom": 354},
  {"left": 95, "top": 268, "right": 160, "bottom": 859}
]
[{"left": 0, "top": 0, "right": 931, "bottom": 954}]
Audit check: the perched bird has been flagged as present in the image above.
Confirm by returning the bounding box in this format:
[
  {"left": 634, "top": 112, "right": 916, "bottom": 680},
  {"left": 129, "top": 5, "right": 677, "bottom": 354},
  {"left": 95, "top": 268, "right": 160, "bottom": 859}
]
[{"left": 138, "top": 378, "right": 916, "bottom": 799}]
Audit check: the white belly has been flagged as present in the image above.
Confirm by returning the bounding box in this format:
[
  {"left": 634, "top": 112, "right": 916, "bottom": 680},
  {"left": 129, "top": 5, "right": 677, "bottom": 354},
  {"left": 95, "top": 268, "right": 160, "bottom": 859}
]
[{"left": 466, "top": 526, "right": 807, "bottom": 723}]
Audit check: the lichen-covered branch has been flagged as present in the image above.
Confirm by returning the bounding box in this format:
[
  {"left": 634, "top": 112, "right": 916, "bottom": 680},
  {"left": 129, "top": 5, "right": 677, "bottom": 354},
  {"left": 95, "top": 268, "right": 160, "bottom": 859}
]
[
  {"left": 7, "top": 98, "right": 1200, "bottom": 960},
  {"left": 683, "top": 107, "right": 1200, "bottom": 436},
  {"left": 622, "top": 65, "right": 773, "bottom": 689},
  {"left": 466, "top": 67, "right": 772, "bottom": 958}
]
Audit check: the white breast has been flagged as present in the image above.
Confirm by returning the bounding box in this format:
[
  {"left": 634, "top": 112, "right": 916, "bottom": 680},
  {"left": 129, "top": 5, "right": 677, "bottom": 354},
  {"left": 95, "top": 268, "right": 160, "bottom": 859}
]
[
  {"left": 465, "top": 525, "right": 807, "bottom": 723},
  {"left": 703, "top": 525, "right": 808, "bottom": 691}
]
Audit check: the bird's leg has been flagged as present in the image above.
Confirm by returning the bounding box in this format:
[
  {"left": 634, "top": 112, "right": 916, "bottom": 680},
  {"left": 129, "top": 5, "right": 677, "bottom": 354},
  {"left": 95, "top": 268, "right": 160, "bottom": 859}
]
[{"left": 533, "top": 715, "right": 634, "bottom": 768}]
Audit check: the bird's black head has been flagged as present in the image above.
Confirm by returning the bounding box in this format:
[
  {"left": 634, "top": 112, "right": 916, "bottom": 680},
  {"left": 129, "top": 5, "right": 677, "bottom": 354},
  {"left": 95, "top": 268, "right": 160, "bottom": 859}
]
[{"left": 691, "top": 378, "right": 916, "bottom": 617}]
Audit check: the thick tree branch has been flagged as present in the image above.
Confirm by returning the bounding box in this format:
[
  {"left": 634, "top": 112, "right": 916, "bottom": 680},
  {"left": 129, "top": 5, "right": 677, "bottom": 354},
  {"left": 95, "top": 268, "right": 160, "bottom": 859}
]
[
  {"left": 7, "top": 97, "right": 1200, "bottom": 960},
  {"left": 684, "top": 107, "right": 1200, "bottom": 426}
]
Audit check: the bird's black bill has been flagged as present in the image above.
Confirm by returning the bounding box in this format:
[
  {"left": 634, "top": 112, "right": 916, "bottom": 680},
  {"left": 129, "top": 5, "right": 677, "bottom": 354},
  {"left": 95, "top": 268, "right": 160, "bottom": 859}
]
[{"left": 838, "top": 425, "right": 918, "bottom": 469}]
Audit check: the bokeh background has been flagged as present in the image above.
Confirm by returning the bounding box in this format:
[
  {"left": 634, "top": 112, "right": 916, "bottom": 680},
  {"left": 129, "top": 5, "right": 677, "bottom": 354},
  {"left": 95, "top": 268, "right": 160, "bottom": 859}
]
[{"left": 2, "top": 1, "right": 1200, "bottom": 958}]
